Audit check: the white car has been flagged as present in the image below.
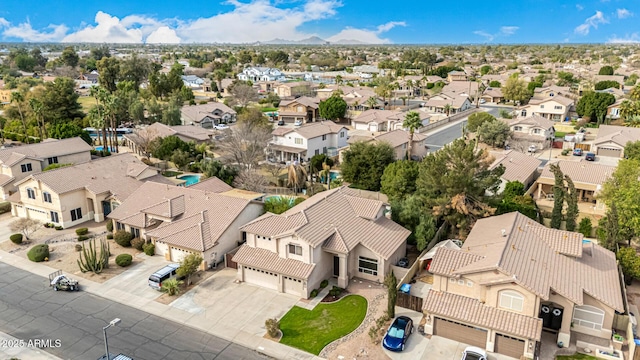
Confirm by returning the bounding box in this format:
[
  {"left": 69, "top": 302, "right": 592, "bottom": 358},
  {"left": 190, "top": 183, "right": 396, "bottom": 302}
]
[
  {"left": 528, "top": 144, "right": 537, "bottom": 153},
  {"left": 294, "top": 119, "right": 303, "bottom": 126},
  {"left": 461, "top": 346, "right": 487, "bottom": 360},
  {"left": 479, "top": 99, "right": 486, "bottom": 104},
  {"left": 214, "top": 124, "right": 229, "bottom": 130}
]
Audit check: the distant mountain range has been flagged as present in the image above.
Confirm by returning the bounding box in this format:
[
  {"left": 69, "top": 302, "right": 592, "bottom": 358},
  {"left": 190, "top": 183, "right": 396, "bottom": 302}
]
[{"left": 259, "top": 36, "right": 367, "bottom": 45}]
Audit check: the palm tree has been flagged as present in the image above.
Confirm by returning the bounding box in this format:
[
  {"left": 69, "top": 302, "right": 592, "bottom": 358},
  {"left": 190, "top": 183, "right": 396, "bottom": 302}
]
[
  {"left": 28, "top": 98, "right": 46, "bottom": 141},
  {"left": 103, "top": 94, "right": 120, "bottom": 153},
  {"left": 319, "top": 161, "right": 332, "bottom": 189},
  {"left": 10, "top": 92, "right": 28, "bottom": 144},
  {"left": 403, "top": 111, "right": 422, "bottom": 159},
  {"left": 90, "top": 86, "right": 108, "bottom": 148},
  {"left": 406, "top": 79, "right": 414, "bottom": 97},
  {"left": 213, "top": 69, "right": 226, "bottom": 94},
  {"left": 335, "top": 75, "right": 343, "bottom": 85},
  {"left": 444, "top": 104, "right": 453, "bottom": 117},
  {"left": 625, "top": 115, "right": 640, "bottom": 128},
  {"left": 366, "top": 97, "right": 378, "bottom": 110},
  {"left": 619, "top": 100, "right": 639, "bottom": 121},
  {"left": 287, "top": 162, "right": 307, "bottom": 195}
]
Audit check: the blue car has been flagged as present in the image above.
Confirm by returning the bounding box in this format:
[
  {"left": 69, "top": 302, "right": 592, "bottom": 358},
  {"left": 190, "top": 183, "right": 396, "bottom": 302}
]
[{"left": 382, "top": 316, "right": 413, "bottom": 351}]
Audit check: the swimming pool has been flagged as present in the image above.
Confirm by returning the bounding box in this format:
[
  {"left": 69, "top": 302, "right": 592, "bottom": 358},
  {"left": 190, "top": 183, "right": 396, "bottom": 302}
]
[
  {"left": 95, "top": 146, "right": 115, "bottom": 152},
  {"left": 177, "top": 174, "right": 202, "bottom": 186},
  {"left": 320, "top": 170, "right": 340, "bottom": 183},
  {"left": 264, "top": 195, "right": 298, "bottom": 205}
]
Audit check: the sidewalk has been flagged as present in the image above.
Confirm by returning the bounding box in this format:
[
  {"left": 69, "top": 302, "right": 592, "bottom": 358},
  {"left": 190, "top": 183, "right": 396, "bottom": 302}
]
[
  {"left": 0, "top": 330, "right": 63, "bottom": 360},
  {"left": 0, "top": 249, "right": 323, "bottom": 360}
]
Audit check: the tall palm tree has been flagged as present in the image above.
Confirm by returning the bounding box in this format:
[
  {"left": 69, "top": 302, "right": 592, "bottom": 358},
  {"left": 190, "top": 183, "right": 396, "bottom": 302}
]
[
  {"left": 90, "top": 86, "right": 108, "bottom": 148},
  {"left": 403, "top": 111, "right": 422, "bottom": 159},
  {"left": 28, "top": 98, "right": 46, "bottom": 141},
  {"left": 335, "top": 75, "right": 343, "bottom": 85},
  {"left": 287, "top": 162, "right": 307, "bottom": 195},
  {"left": 366, "top": 97, "right": 378, "bottom": 110},
  {"left": 103, "top": 94, "right": 120, "bottom": 153},
  {"left": 444, "top": 104, "right": 453, "bottom": 117},
  {"left": 406, "top": 79, "right": 414, "bottom": 97},
  {"left": 213, "top": 69, "right": 226, "bottom": 94},
  {"left": 319, "top": 161, "right": 332, "bottom": 189},
  {"left": 10, "top": 92, "right": 28, "bottom": 144}
]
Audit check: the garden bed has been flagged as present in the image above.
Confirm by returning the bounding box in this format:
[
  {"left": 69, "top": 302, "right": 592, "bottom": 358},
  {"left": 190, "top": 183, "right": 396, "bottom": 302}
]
[{"left": 154, "top": 270, "right": 215, "bottom": 304}]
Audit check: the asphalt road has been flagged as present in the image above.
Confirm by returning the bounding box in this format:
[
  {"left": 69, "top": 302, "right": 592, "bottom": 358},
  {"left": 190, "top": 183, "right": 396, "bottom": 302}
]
[
  {"left": 0, "top": 262, "right": 269, "bottom": 360},
  {"left": 423, "top": 120, "right": 467, "bottom": 153}
]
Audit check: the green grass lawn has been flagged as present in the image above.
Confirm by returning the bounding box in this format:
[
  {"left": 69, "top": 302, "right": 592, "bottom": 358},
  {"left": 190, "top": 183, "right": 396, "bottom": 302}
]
[
  {"left": 555, "top": 131, "right": 567, "bottom": 138},
  {"left": 279, "top": 295, "right": 367, "bottom": 355},
  {"left": 556, "top": 354, "right": 598, "bottom": 360},
  {"left": 77, "top": 96, "right": 97, "bottom": 112}
]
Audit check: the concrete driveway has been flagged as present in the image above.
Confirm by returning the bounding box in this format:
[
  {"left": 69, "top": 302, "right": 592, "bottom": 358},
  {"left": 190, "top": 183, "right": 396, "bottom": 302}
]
[
  {"left": 384, "top": 308, "right": 430, "bottom": 360},
  {"left": 0, "top": 213, "right": 15, "bottom": 244},
  {"left": 421, "top": 336, "right": 518, "bottom": 360}
]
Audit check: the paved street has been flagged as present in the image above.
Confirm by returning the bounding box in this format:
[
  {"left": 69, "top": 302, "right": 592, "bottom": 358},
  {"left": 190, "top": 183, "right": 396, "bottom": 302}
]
[
  {"left": 0, "top": 262, "right": 268, "bottom": 360},
  {"left": 423, "top": 119, "right": 467, "bottom": 153}
]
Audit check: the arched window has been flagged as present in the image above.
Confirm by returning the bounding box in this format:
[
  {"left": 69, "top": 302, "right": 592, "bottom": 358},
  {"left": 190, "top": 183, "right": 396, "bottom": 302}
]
[
  {"left": 26, "top": 188, "right": 36, "bottom": 200},
  {"left": 499, "top": 290, "right": 524, "bottom": 312},
  {"left": 573, "top": 305, "right": 605, "bottom": 330}
]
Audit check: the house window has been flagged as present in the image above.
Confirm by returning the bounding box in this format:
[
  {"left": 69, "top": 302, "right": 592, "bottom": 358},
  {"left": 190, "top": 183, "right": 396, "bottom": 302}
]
[
  {"left": 514, "top": 126, "right": 522, "bottom": 131},
  {"left": 340, "top": 131, "right": 345, "bottom": 138},
  {"left": 70, "top": 208, "right": 82, "bottom": 222},
  {"left": 130, "top": 227, "right": 140, "bottom": 238},
  {"left": 358, "top": 256, "right": 378, "bottom": 276},
  {"left": 314, "top": 149, "right": 320, "bottom": 156},
  {"left": 288, "top": 244, "right": 302, "bottom": 256},
  {"left": 449, "top": 278, "right": 456, "bottom": 283},
  {"left": 323, "top": 147, "right": 327, "bottom": 154},
  {"left": 21, "top": 163, "right": 33, "bottom": 173},
  {"left": 47, "top": 157, "right": 58, "bottom": 165},
  {"left": 457, "top": 279, "right": 464, "bottom": 285},
  {"left": 26, "top": 188, "right": 36, "bottom": 199},
  {"left": 520, "top": 110, "right": 527, "bottom": 117},
  {"left": 116, "top": 222, "right": 124, "bottom": 230},
  {"left": 467, "top": 280, "right": 474, "bottom": 287},
  {"left": 295, "top": 138, "right": 303, "bottom": 145},
  {"left": 540, "top": 105, "right": 544, "bottom": 109},
  {"left": 573, "top": 305, "right": 605, "bottom": 330},
  {"left": 554, "top": 105, "right": 563, "bottom": 110},
  {"left": 533, "top": 129, "right": 541, "bottom": 134},
  {"left": 43, "top": 192, "right": 52, "bottom": 203},
  {"left": 499, "top": 290, "right": 524, "bottom": 312},
  {"left": 322, "top": 134, "right": 327, "bottom": 141},
  {"left": 50, "top": 211, "right": 59, "bottom": 223}
]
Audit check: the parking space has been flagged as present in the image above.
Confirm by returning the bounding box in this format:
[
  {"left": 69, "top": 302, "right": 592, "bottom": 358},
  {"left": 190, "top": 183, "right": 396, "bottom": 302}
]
[
  {"left": 89, "top": 253, "right": 169, "bottom": 300},
  {"left": 420, "top": 336, "right": 518, "bottom": 360},
  {"left": 0, "top": 213, "right": 15, "bottom": 245},
  {"left": 384, "top": 308, "right": 430, "bottom": 360}
]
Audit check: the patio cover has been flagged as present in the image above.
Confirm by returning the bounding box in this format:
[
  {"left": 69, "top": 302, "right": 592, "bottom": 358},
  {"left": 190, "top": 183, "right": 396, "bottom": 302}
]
[{"left": 419, "top": 239, "right": 462, "bottom": 261}]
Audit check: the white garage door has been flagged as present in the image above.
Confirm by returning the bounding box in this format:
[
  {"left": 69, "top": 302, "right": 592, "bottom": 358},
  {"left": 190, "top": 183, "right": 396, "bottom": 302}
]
[
  {"left": 26, "top": 207, "right": 49, "bottom": 223},
  {"left": 243, "top": 267, "right": 279, "bottom": 290},
  {"left": 155, "top": 241, "right": 167, "bottom": 257},
  {"left": 283, "top": 276, "right": 304, "bottom": 296},
  {"left": 597, "top": 147, "right": 622, "bottom": 158},
  {"left": 170, "top": 247, "right": 191, "bottom": 263}
]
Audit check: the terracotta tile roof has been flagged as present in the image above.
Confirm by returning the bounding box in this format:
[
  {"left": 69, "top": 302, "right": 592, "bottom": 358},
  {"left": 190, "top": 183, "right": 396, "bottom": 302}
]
[
  {"left": 508, "top": 115, "right": 555, "bottom": 130},
  {"left": 232, "top": 245, "right": 316, "bottom": 279},
  {"left": 352, "top": 110, "right": 404, "bottom": 124},
  {"left": 240, "top": 186, "right": 410, "bottom": 259},
  {"left": 423, "top": 290, "right": 543, "bottom": 340},
  {"left": 373, "top": 130, "right": 424, "bottom": 149},
  {"left": 0, "top": 174, "right": 15, "bottom": 186},
  {"left": 187, "top": 176, "right": 233, "bottom": 193},
  {"left": 489, "top": 150, "right": 542, "bottom": 184},
  {"left": 0, "top": 137, "right": 92, "bottom": 166},
  {"left": 594, "top": 125, "right": 640, "bottom": 147},
  {"left": 539, "top": 160, "right": 615, "bottom": 186},
  {"left": 180, "top": 102, "right": 236, "bottom": 123},
  {"left": 430, "top": 212, "right": 624, "bottom": 312}
]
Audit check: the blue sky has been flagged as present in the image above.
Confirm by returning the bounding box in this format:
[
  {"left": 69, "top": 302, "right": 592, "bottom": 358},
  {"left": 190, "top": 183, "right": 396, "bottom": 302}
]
[{"left": 0, "top": 0, "right": 638, "bottom": 44}]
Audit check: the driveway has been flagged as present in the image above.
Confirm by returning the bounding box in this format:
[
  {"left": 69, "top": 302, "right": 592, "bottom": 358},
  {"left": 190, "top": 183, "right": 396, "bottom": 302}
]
[
  {"left": 384, "top": 308, "right": 429, "bottom": 360},
  {"left": 421, "top": 336, "right": 518, "bottom": 360},
  {"left": 0, "top": 213, "right": 15, "bottom": 244}
]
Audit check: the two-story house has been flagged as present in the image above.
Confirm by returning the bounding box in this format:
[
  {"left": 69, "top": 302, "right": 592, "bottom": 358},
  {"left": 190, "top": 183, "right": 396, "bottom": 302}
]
[
  {"left": 10, "top": 153, "right": 172, "bottom": 228},
  {"left": 233, "top": 186, "right": 410, "bottom": 298},
  {"left": 489, "top": 150, "right": 542, "bottom": 194},
  {"left": 181, "top": 75, "right": 205, "bottom": 88},
  {"left": 447, "top": 70, "right": 468, "bottom": 82},
  {"left": 345, "top": 130, "right": 429, "bottom": 161},
  {"left": 519, "top": 95, "right": 574, "bottom": 121},
  {"left": 424, "top": 212, "right": 624, "bottom": 359},
  {"left": 237, "top": 67, "right": 286, "bottom": 82},
  {"left": 277, "top": 96, "right": 320, "bottom": 124},
  {"left": 0, "top": 137, "right": 92, "bottom": 200},
  {"left": 108, "top": 179, "right": 264, "bottom": 268},
  {"left": 507, "top": 115, "right": 555, "bottom": 143},
  {"left": 180, "top": 102, "right": 237, "bottom": 128},
  {"left": 275, "top": 81, "right": 314, "bottom": 98},
  {"left": 269, "top": 121, "right": 348, "bottom": 162},
  {"left": 592, "top": 124, "right": 640, "bottom": 158},
  {"left": 123, "top": 123, "right": 215, "bottom": 156}
]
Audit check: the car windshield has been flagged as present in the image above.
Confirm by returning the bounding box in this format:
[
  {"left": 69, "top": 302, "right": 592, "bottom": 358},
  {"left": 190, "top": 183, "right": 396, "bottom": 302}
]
[{"left": 463, "top": 352, "right": 484, "bottom": 360}]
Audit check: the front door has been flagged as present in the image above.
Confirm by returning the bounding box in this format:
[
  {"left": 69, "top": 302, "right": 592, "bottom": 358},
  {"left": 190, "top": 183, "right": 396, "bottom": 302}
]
[
  {"left": 333, "top": 256, "right": 339, "bottom": 277},
  {"left": 101, "top": 201, "right": 111, "bottom": 216}
]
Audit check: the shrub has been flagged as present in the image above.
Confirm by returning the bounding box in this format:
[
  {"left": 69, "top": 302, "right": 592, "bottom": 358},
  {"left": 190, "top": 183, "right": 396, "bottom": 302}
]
[
  {"left": 107, "top": 233, "right": 114, "bottom": 239},
  {"left": 310, "top": 289, "right": 319, "bottom": 298},
  {"left": 75, "top": 244, "right": 83, "bottom": 252},
  {"left": 561, "top": 149, "right": 570, "bottom": 156},
  {"left": 106, "top": 220, "right": 114, "bottom": 232},
  {"left": 113, "top": 230, "right": 133, "bottom": 247},
  {"left": 27, "top": 244, "right": 49, "bottom": 262},
  {"left": 115, "top": 254, "right": 133, "bottom": 267},
  {"left": 0, "top": 202, "right": 11, "bottom": 214},
  {"left": 77, "top": 235, "right": 89, "bottom": 241},
  {"left": 578, "top": 217, "right": 593, "bottom": 238},
  {"left": 320, "top": 279, "right": 329, "bottom": 289},
  {"left": 55, "top": 226, "right": 63, "bottom": 230},
  {"left": 161, "top": 278, "right": 183, "bottom": 296},
  {"left": 75, "top": 228, "right": 89, "bottom": 236},
  {"left": 131, "top": 237, "right": 145, "bottom": 251},
  {"left": 143, "top": 243, "right": 155, "bottom": 256},
  {"left": 329, "top": 286, "right": 344, "bottom": 297},
  {"left": 265, "top": 318, "right": 280, "bottom": 338},
  {"left": 9, "top": 233, "right": 23, "bottom": 244}
]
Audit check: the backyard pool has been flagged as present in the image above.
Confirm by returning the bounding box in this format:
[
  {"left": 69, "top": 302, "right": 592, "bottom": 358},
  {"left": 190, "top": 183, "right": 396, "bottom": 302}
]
[
  {"left": 95, "top": 146, "right": 115, "bottom": 152},
  {"left": 177, "top": 174, "right": 202, "bottom": 186},
  {"left": 264, "top": 195, "right": 299, "bottom": 205},
  {"left": 320, "top": 170, "right": 341, "bottom": 183}
]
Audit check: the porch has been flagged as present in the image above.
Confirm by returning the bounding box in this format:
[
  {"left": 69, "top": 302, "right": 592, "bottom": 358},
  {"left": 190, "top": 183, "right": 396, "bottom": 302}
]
[
  {"left": 268, "top": 144, "right": 307, "bottom": 163},
  {"left": 539, "top": 330, "right": 617, "bottom": 359},
  {"left": 532, "top": 183, "right": 606, "bottom": 217}
]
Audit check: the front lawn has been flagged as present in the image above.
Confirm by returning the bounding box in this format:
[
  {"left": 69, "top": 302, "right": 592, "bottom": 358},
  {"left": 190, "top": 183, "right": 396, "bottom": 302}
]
[
  {"left": 279, "top": 294, "right": 367, "bottom": 355},
  {"left": 556, "top": 354, "right": 598, "bottom": 360}
]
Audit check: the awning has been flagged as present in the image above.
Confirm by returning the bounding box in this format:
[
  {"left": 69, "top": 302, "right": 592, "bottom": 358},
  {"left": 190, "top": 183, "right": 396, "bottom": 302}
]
[{"left": 269, "top": 144, "right": 306, "bottom": 154}]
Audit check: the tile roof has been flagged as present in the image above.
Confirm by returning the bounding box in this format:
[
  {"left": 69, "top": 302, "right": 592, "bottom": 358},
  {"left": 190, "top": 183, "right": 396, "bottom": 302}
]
[
  {"left": 423, "top": 290, "right": 543, "bottom": 340},
  {"left": 594, "top": 125, "right": 640, "bottom": 147},
  {"left": 372, "top": 130, "right": 426, "bottom": 149},
  {"left": 539, "top": 160, "right": 615, "bottom": 186},
  {"left": 232, "top": 245, "right": 316, "bottom": 279},
  {"left": 180, "top": 102, "right": 236, "bottom": 123},
  {"left": 528, "top": 94, "right": 574, "bottom": 106},
  {"left": 286, "top": 121, "right": 346, "bottom": 140},
  {"left": 0, "top": 137, "right": 92, "bottom": 166},
  {"left": 508, "top": 115, "right": 555, "bottom": 130},
  {"left": 489, "top": 150, "right": 542, "bottom": 184},
  {"left": 0, "top": 174, "right": 15, "bottom": 186},
  {"left": 279, "top": 96, "right": 319, "bottom": 109},
  {"left": 430, "top": 212, "right": 624, "bottom": 312},
  {"left": 352, "top": 110, "right": 404, "bottom": 124},
  {"left": 240, "top": 186, "right": 410, "bottom": 259},
  {"left": 187, "top": 176, "right": 233, "bottom": 193}
]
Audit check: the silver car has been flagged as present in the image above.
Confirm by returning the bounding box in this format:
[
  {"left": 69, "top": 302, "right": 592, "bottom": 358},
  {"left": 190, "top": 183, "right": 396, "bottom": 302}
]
[{"left": 461, "top": 346, "right": 487, "bottom": 360}]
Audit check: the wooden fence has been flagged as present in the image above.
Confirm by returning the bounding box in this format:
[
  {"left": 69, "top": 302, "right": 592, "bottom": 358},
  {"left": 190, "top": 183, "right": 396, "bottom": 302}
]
[{"left": 396, "top": 291, "right": 424, "bottom": 312}]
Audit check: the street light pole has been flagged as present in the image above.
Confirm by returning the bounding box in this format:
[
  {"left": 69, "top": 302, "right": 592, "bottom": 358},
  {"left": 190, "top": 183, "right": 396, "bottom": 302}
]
[{"left": 102, "top": 318, "right": 121, "bottom": 360}]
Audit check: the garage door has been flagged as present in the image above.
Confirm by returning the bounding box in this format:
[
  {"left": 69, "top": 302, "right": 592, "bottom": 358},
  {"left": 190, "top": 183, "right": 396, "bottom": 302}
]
[
  {"left": 170, "top": 247, "right": 191, "bottom": 263},
  {"left": 433, "top": 318, "right": 487, "bottom": 348},
  {"left": 283, "top": 276, "right": 304, "bottom": 296},
  {"left": 243, "top": 267, "right": 279, "bottom": 291},
  {"left": 597, "top": 147, "right": 622, "bottom": 158},
  {"left": 495, "top": 333, "right": 525, "bottom": 359}
]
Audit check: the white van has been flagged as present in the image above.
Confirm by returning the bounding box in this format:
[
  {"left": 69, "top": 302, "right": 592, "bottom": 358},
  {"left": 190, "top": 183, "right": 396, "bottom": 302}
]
[{"left": 148, "top": 263, "right": 180, "bottom": 291}]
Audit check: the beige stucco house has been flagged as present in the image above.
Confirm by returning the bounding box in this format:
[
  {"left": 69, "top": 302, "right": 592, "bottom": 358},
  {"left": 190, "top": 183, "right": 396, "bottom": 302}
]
[
  {"left": 277, "top": 96, "right": 320, "bottom": 124},
  {"left": 424, "top": 212, "right": 624, "bottom": 359},
  {"left": 351, "top": 110, "right": 405, "bottom": 132},
  {"left": 345, "top": 130, "right": 429, "bottom": 161},
  {"left": 507, "top": 115, "right": 556, "bottom": 143},
  {"left": 180, "top": 102, "right": 237, "bottom": 128},
  {"left": 269, "top": 121, "right": 348, "bottom": 162},
  {"left": 0, "top": 137, "right": 92, "bottom": 200},
  {"left": 108, "top": 178, "right": 264, "bottom": 270},
  {"left": 519, "top": 95, "right": 574, "bottom": 122},
  {"left": 10, "top": 153, "right": 172, "bottom": 228},
  {"left": 592, "top": 125, "right": 640, "bottom": 158},
  {"left": 489, "top": 150, "right": 542, "bottom": 193},
  {"left": 233, "top": 186, "right": 410, "bottom": 298}
]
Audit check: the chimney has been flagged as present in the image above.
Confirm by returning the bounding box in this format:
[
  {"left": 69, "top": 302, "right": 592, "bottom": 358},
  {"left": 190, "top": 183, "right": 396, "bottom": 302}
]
[{"left": 501, "top": 229, "right": 507, "bottom": 237}]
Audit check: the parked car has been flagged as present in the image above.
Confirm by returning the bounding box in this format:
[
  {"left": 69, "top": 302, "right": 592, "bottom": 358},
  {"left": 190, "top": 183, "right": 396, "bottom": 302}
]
[
  {"left": 585, "top": 152, "right": 596, "bottom": 161},
  {"left": 479, "top": 99, "right": 486, "bottom": 104},
  {"left": 573, "top": 148, "right": 583, "bottom": 156},
  {"left": 397, "top": 257, "right": 410, "bottom": 268},
  {"left": 294, "top": 119, "right": 303, "bottom": 126},
  {"left": 528, "top": 145, "right": 537, "bottom": 153},
  {"left": 214, "top": 123, "right": 229, "bottom": 130},
  {"left": 148, "top": 263, "right": 181, "bottom": 291},
  {"left": 382, "top": 316, "right": 413, "bottom": 351},
  {"left": 277, "top": 119, "right": 285, "bottom": 126},
  {"left": 461, "top": 346, "right": 488, "bottom": 360}
]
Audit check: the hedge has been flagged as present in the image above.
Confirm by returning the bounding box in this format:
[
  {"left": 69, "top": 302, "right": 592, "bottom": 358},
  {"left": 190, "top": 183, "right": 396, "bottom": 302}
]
[
  {"left": 75, "top": 228, "right": 89, "bottom": 236},
  {"left": 143, "top": 243, "right": 155, "bottom": 256},
  {"left": 115, "top": 254, "right": 133, "bottom": 267},
  {"left": 77, "top": 235, "right": 89, "bottom": 241},
  {"left": 27, "top": 244, "right": 49, "bottom": 262},
  {"left": 114, "top": 230, "right": 133, "bottom": 247},
  {"left": 9, "top": 233, "right": 23, "bottom": 244},
  {"left": 131, "top": 237, "right": 145, "bottom": 251}
]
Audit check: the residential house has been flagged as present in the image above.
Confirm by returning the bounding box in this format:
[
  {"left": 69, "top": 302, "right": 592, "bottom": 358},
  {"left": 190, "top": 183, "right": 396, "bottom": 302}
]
[
  {"left": 0, "top": 138, "right": 92, "bottom": 200},
  {"left": 424, "top": 93, "right": 473, "bottom": 115},
  {"left": 441, "top": 81, "right": 481, "bottom": 100},
  {"left": 530, "top": 160, "right": 615, "bottom": 216},
  {"left": 0, "top": 87, "right": 11, "bottom": 104},
  {"left": 341, "top": 88, "right": 383, "bottom": 117},
  {"left": 596, "top": 87, "right": 625, "bottom": 99},
  {"left": 519, "top": 95, "right": 574, "bottom": 121},
  {"left": 423, "top": 212, "right": 624, "bottom": 359},
  {"left": 347, "top": 130, "right": 429, "bottom": 160},
  {"left": 237, "top": 67, "right": 285, "bottom": 82},
  {"left": 480, "top": 87, "right": 504, "bottom": 104},
  {"left": 352, "top": 65, "right": 385, "bottom": 78},
  {"left": 447, "top": 71, "right": 468, "bottom": 82},
  {"left": 123, "top": 123, "right": 215, "bottom": 156},
  {"left": 10, "top": 153, "right": 173, "bottom": 228},
  {"left": 277, "top": 96, "right": 320, "bottom": 124},
  {"left": 593, "top": 125, "right": 640, "bottom": 158},
  {"left": 489, "top": 150, "right": 542, "bottom": 193},
  {"left": 607, "top": 100, "right": 623, "bottom": 120},
  {"left": 351, "top": 110, "right": 404, "bottom": 132},
  {"left": 79, "top": 71, "right": 99, "bottom": 84},
  {"left": 275, "top": 81, "right": 314, "bottom": 98},
  {"left": 180, "top": 102, "right": 237, "bottom": 128},
  {"left": 107, "top": 179, "right": 264, "bottom": 269},
  {"left": 269, "top": 121, "right": 348, "bottom": 162},
  {"left": 531, "top": 86, "right": 573, "bottom": 101},
  {"left": 507, "top": 115, "right": 555, "bottom": 143},
  {"left": 233, "top": 186, "right": 410, "bottom": 298},
  {"left": 181, "top": 75, "right": 205, "bottom": 88}
]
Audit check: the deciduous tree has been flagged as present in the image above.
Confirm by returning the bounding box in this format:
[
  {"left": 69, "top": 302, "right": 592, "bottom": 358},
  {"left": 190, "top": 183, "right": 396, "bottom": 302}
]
[
  {"left": 576, "top": 91, "right": 615, "bottom": 123},
  {"left": 476, "top": 119, "right": 511, "bottom": 147},
  {"left": 502, "top": 74, "right": 530, "bottom": 104},
  {"left": 467, "top": 112, "right": 496, "bottom": 132},
  {"left": 218, "top": 108, "right": 272, "bottom": 170},
  {"left": 380, "top": 160, "right": 419, "bottom": 201},
  {"left": 341, "top": 142, "right": 395, "bottom": 191},
  {"left": 177, "top": 253, "right": 203, "bottom": 286},
  {"left": 319, "top": 95, "right": 347, "bottom": 121}
]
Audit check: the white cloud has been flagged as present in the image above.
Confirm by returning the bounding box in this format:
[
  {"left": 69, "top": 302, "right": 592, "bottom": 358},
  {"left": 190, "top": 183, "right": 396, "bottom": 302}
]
[
  {"left": 574, "top": 10, "right": 607, "bottom": 35},
  {"left": 473, "top": 26, "right": 519, "bottom": 42},
  {"left": 500, "top": 26, "right": 519, "bottom": 35},
  {"left": 576, "top": 4, "right": 584, "bottom": 11},
  {"left": 608, "top": 33, "right": 640, "bottom": 43},
  {"left": 2, "top": 20, "right": 68, "bottom": 42},
  {"left": 326, "top": 21, "right": 405, "bottom": 44},
  {"left": 473, "top": 30, "right": 494, "bottom": 42},
  {"left": 62, "top": 11, "right": 143, "bottom": 43},
  {"left": 617, "top": 8, "right": 633, "bottom": 19},
  {"left": 147, "top": 26, "right": 181, "bottom": 44},
  {"left": 0, "top": 18, "right": 9, "bottom": 28}
]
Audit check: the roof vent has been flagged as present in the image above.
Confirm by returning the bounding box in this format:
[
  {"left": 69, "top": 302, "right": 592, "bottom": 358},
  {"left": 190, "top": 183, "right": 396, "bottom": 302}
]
[{"left": 501, "top": 229, "right": 507, "bottom": 237}]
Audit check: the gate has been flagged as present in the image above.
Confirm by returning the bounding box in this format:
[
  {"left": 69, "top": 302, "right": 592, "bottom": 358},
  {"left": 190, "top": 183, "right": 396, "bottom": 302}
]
[
  {"left": 396, "top": 291, "right": 423, "bottom": 312},
  {"left": 225, "top": 253, "right": 237, "bottom": 269}
]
